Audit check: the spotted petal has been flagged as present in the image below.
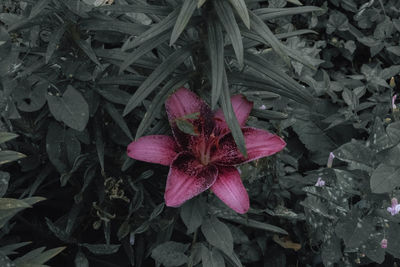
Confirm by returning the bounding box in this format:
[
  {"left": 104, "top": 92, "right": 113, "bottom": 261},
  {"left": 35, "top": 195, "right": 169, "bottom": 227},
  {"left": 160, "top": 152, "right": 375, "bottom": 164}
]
[
  {"left": 211, "top": 166, "right": 249, "bottom": 214},
  {"left": 165, "top": 87, "right": 214, "bottom": 147},
  {"left": 211, "top": 127, "right": 286, "bottom": 165},
  {"left": 127, "top": 135, "right": 178, "bottom": 166},
  {"left": 214, "top": 95, "right": 253, "bottom": 132},
  {"left": 164, "top": 152, "right": 218, "bottom": 207}
]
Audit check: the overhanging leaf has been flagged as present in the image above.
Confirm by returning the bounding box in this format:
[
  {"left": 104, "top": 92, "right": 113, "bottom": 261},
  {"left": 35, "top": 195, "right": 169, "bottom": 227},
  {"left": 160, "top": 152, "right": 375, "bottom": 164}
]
[
  {"left": 221, "top": 70, "right": 247, "bottom": 156},
  {"left": 207, "top": 18, "right": 224, "bottom": 109},
  {"left": 228, "top": 0, "right": 250, "bottom": 28},
  {"left": 214, "top": 0, "right": 243, "bottom": 67},
  {"left": 123, "top": 46, "right": 191, "bottom": 116},
  {"left": 170, "top": 0, "right": 197, "bottom": 45}
]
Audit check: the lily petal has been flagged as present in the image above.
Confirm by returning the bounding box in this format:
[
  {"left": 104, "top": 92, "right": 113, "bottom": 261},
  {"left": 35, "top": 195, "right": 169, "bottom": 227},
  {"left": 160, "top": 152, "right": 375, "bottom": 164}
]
[
  {"left": 165, "top": 87, "right": 214, "bottom": 147},
  {"left": 165, "top": 152, "right": 218, "bottom": 207},
  {"left": 214, "top": 95, "right": 253, "bottom": 132},
  {"left": 211, "top": 127, "right": 286, "bottom": 165},
  {"left": 127, "top": 135, "right": 178, "bottom": 166},
  {"left": 211, "top": 166, "right": 249, "bottom": 214}
]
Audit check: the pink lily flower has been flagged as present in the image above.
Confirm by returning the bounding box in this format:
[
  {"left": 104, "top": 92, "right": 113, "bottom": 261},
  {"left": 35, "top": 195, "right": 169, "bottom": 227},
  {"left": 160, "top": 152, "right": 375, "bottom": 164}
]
[
  {"left": 127, "top": 88, "right": 286, "bottom": 214},
  {"left": 387, "top": 198, "right": 400, "bottom": 216},
  {"left": 315, "top": 177, "right": 325, "bottom": 187}
]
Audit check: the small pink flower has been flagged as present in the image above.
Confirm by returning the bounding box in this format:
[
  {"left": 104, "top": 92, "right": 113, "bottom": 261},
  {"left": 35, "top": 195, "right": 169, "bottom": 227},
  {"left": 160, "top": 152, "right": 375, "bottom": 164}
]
[
  {"left": 387, "top": 198, "right": 400, "bottom": 216},
  {"left": 392, "top": 94, "right": 397, "bottom": 110},
  {"left": 127, "top": 88, "right": 286, "bottom": 214},
  {"left": 259, "top": 104, "right": 267, "bottom": 110},
  {"left": 315, "top": 177, "right": 325, "bottom": 187},
  {"left": 381, "top": 238, "right": 387, "bottom": 249},
  {"left": 327, "top": 152, "right": 335, "bottom": 168}
]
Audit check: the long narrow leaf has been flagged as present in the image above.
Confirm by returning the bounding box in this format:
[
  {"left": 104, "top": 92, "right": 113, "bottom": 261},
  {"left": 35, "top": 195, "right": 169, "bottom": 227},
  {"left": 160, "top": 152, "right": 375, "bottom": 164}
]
[
  {"left": 249, "top": 11, "right": 289, "bottom": 65},
  {"left": 80, "top": 20, "right": 149, "bottom": 36},
  {"left": 254, "top": 6, "right": 322, "bottom": 20},
  {"left": 104, "top": 102, "right": 133, "bottom": 140},
  {"left": 228, "top": 0, "right": 250, "bottom": 28},
  {"left": 96, "top": 4, "right": 172, "bottom": 15},
  {"left": 135, "top": 76, "right": 189, "bottom": 139},
  {"left": 29, "top": 0, "right": 51, "bottom": 19},
  {"left": 128, "top": 8, "right": 179, "bottom": 50},
  {"left": 214, "top": 0, "right": 243, "bottom": 67},
  {"left": 123, "top": 46, "right": 192, "bottom": 116},
  {"left": 120, "top": 32, "right": 169, "bottom": 73},
  {"left": 220, "top": 71, "right": 247, "bottom": 157},
  {"left": 170, "top": 0, "right": 197, "bottom": 45},
  {"left": 207, "top": 19, "right": 224, "bottom": 109}
]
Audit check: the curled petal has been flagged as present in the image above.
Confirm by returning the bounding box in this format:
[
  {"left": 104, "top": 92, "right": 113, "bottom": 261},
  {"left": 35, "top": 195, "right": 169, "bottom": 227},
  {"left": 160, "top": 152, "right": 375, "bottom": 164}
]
[
  {"left": 211, "top": 166, "right": 249, "bottom": 214},
  {"left": 165, "top": 87, "right": 214, "bottom": 147},
  {"left": 165, "top": 152, "right": 218, "bottom": 207},
  {"left": 127, "top": 135, "right": 178, "bottom": 166},
  {"left": 214, "top": 95, "right": 253, "bottom": 132},
  {"left": 211, "top": 127, "right": 286, "bottom": 165}
]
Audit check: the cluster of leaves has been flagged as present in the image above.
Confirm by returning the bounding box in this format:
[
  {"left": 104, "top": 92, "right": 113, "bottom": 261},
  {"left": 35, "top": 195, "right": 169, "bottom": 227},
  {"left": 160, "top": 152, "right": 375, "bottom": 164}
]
[{"left": 1, "top": 0, "right": 400, "bottom": 266}]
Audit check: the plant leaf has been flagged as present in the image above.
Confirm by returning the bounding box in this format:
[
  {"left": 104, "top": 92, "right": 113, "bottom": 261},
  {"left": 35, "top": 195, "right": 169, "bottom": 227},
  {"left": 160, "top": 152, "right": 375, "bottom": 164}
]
[
  {"left": 170, "top": 0, "right": 197, "bottom": 45},
  {"left": 0, "top": 132, "right": 18, "bottom": 144},
  {"left": 220, "top": 70, "right": 247, "bottom": 156},
  {"left": 214, "top": 0, "right": 243, "bottom": 67},
  {"left": 123, "top": 46, "right": 191, "bottom": 116},
  {"left": 228, "top": 0, "right": 250, "bottom": 28},
  {"left": 207, "top": 18, "right": 224, "bottom": 109},
  {"left": 104, "top": 102, "right": 133, "bottom": 140},
  {"left": 46, "top": 85, "right": 89, "bottom": 131},
  {"left": 45, "top": 25, "right": 66, "bottom": 64},
  {"left": 201, "top": 217, "right": 233, "bottom": 255},
  {"left": 0, "top": 151, "right": 26, "bottom": 165}
]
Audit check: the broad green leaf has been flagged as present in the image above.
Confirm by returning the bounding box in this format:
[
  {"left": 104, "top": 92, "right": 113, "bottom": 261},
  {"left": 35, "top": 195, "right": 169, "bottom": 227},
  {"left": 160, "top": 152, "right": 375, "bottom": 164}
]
[
  {"left": 123, "top": 46, "right": 191, "bottom": 116},
  {"left": 207, "top": 19, "right": 224, "bottom": 109},
  {"left": 334, "top": 140, "right": 373, "bottom": 171},
  {"left": 104, "top": 102, "right": 133, "bottom": 140},
  {"left": 0, "top": 132, "right": 18, "bottom": 144},
  {"left": 202, "top": 247, "right": 225, "bottom": 267},
  {"left": 81, "top": 243, "right": 120, "bottom": 255},
  {"left": 180, "top": 197, "right": 206, "bottom": 234},
  {"left": 221, "top": 71, "right": 247, "bottom": 156},
  {"left": 370, "top": 163, "right": 400, "bottom": 193},
  {"left": 120, "top": 32, "right": 169, "bottom": 73},
  {"left": 170, "top": 0, "right": 197, "bottom": 45},
  {"left": 135, "top": 76, "right": 189, "bottom": 139},
  {"left": 214, "top": 0, "right": 243, "bottom": 67},
  {"left": 45, "top": 25, "right": 66, "bottom": 63},
  {"left": 0, "top": 151, "right": 25, "bottom": 165},
  {"left": 249, "top": 11, "right": 289, "bottom": 65},
  {"left": 127, "top": 8, "right": 179, "bottom": 50},
  {"left": 228, "top": 0, "right": 250, "bottom": 28},
  {"left": 201, "top": 217, "right": 233, "bottom": 255},
  {"left": 335, "top": 211, "right": 374, "bottom": 249},
  {"left": 46, "top": 86, "right": 89, "bottom": 131},
  {"left": 151, "top": 241, "right": 189, "bottom": 267},
  {"left": 175, "top": 118, "right": 199, "bottom": 136}
]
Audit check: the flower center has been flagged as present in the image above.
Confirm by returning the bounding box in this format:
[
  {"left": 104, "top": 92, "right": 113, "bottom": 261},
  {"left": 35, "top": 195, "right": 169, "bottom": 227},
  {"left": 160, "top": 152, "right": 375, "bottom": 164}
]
[{"left": 196, "top": 134, "right": 218, "bottom": 166}]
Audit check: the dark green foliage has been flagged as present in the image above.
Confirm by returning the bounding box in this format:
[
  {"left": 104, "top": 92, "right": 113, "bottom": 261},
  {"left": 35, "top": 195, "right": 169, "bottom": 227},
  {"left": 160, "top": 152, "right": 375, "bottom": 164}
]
[{"left": 1, "top": 0, "right": 400, "bottom": 266}]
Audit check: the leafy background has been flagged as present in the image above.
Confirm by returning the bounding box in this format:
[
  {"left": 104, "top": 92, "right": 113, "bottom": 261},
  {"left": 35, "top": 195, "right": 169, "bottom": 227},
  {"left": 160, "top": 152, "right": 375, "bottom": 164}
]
[{"left": 1, "top": 0, "right": 400, "bottom": 266}]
